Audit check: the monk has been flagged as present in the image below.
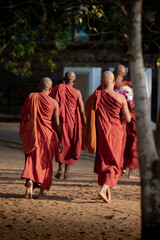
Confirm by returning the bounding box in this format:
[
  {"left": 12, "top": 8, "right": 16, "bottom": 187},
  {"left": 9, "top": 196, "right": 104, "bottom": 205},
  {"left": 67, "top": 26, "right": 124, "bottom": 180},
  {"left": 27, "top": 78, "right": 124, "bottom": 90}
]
[
  {"left": 94, "top": 71, "right": 131, "bottom": 203},
  {"left": 20, "top": 77, "right": 62, "bottom": 199},
  {"left": 50, "top": 71, "right": 85, "bottom": 180},
  {"left": 113, "top": 65, "right": 139, "bottom": 178}
]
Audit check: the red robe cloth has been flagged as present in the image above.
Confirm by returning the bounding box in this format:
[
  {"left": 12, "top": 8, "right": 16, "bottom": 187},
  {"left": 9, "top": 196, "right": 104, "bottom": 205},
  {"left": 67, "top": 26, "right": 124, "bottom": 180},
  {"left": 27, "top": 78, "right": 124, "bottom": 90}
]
[
  {"left": 123, "top": 81, "right": 139, "bottom": 169},
  {"left": 115, "top": 81, "right": 139, "bottom": 169},
  {"left": 124, "top": 107, "right": 139, "bottom": 169},
  {"left": 20, "top": 93, "right": 57, "bottom": 191},
  {"left": 50, "top": 84, "right": 82, "bottom": 165},
  {"left": 114, "top": 83, "right": 129, "bottom": 175},
  {"left": 94, "top": 90, "right": 124, "bottom": 187}
]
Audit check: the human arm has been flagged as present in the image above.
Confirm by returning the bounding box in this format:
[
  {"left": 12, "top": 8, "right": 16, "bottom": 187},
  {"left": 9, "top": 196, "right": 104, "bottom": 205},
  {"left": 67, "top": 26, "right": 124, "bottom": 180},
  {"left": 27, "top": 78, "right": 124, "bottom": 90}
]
[
  {"left": 53, "top": 100, "right": 63, "bottom": 153},
  {"left": 75, "top": 89, "right": 84, "bottom": 113},
  {"left": 75, "top": 89, "right": 86, "bottom": 125},
  {"left": 121, "top": 95, "right": 131, "bottom": 123}
]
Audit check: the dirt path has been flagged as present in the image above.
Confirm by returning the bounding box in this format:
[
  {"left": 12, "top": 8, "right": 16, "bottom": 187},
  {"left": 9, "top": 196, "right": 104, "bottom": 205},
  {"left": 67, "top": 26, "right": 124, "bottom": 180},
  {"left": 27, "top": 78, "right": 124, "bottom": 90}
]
[{"left": 0, "top": 141, "right": 141, "bottom": 240}]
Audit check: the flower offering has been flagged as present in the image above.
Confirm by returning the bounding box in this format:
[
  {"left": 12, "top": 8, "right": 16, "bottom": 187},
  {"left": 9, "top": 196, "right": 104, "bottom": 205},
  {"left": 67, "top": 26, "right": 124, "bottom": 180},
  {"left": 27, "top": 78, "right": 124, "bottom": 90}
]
[{"left": 115, "top": 85, "right": 134, "bottom": 108}]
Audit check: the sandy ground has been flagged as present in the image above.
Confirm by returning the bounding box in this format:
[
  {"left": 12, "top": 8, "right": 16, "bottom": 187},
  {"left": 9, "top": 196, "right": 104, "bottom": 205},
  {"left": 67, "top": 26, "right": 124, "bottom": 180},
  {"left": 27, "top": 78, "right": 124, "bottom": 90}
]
[{"left": 0, "top": 122, "right": 141, "bottom": 240}]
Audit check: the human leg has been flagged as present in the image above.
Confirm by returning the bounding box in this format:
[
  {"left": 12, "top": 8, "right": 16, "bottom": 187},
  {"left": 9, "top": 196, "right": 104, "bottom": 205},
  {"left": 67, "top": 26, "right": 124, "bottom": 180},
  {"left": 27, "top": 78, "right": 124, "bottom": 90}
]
[
  {"left": 25, "top": 179, "right": 33, "bottom": 199},
  {"left": 98, "top": 184, "right": 111, "bottom": 203},
  {"left": 64, "top": 164, "right": 71, "bottom": 180},
  {"left": 54, "top": 162, "right": 63, "bottom": 178},
  {"left": 38, "top": 188, "right": 49, "bottom": 199},
  {"left": 128, "top": 168, "right": 139, "bottom": 179}
]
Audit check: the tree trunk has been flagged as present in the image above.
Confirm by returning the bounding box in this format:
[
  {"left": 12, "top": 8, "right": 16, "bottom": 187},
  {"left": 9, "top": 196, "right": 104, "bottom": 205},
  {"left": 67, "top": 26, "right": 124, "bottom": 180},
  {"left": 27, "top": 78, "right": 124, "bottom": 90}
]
[
  {"left": 155, "top": 106, "right": 160, "bottom": 158},
  {"left": 127, "top": 0, "right": 160, "bottom": 238},
  {"left": 155, "top": 68, "right": 160, "bottom": 158}
]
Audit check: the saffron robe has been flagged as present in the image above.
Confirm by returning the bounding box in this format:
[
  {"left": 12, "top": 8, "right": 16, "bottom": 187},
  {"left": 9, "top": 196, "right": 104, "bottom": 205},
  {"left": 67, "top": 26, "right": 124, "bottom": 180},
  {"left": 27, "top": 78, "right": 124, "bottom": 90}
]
[
  {"left": 50, "top": 84, "right": 82, "bottom": 165},
  {"left": 124, "top": 107, "right": 139, "bottom": 169},
  {"left": 116, "top": 81, "right": 139, "bottom": 169},
  {"left": 82, "top": 85, "right": 102, "bottom": 154},
  {"left": 20, "top": 93, "right": 57, "bottom": 191},
  {"left": 94, "top": 90, "right": 124, "bottom": 187},
  {"left": 123, "top": 81, "right": 139, "bottom": 169}
]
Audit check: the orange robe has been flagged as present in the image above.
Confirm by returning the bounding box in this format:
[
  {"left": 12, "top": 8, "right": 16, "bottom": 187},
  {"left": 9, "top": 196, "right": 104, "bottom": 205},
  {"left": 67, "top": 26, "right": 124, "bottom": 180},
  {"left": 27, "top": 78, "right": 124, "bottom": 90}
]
[
  {"left": 20, "top": 93, "right": 57, "bottom": 191},
  {"left": 82, "top": 85, "right": 102, "bottom": 154},
  {"left": 94, "top": 90, "right": 124, "bottom": 187},
  {"left": 50, "top": 84, "right": 82, "bottom": 165},
  {"left": 115, "top": 81, "right": 139, "bottom": 169}
]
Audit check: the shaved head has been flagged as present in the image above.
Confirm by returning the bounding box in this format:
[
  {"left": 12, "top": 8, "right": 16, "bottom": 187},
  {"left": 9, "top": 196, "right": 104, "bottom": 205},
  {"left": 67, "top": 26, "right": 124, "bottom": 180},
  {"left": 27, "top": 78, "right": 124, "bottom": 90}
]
[
  {"left": 101, "top": 71, "right": 115, "bottom": 88},
  {"left": 39, "top": 77, "right": 52, "bottom": 91},
  {"left": 64, "top": 71, "right": 76, "bottom": 84},
  {"left": 113, "top": 65, "right": 126, "bottom": 78}
]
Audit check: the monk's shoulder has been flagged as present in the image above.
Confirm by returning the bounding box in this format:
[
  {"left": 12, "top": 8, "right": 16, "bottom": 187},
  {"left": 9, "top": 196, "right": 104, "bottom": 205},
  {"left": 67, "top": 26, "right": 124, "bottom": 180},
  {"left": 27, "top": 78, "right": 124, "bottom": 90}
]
[
  {"left": 113, "top": 91, "right": 125, "bottom": 104},
  {"left": 28, "top": 92, "right": 36, "bottom": 97},
  {"left": 53, "top": 99, "right": 59, "bottom": 108},
  {"left": 48, "top": 96, "right": 58, "bottom": 107},
  {"left": 26, "top": 92, "right": 37, "bottom": 101},
  {"left": 74, "top": 88, "right": 82, "bottom": 97}
]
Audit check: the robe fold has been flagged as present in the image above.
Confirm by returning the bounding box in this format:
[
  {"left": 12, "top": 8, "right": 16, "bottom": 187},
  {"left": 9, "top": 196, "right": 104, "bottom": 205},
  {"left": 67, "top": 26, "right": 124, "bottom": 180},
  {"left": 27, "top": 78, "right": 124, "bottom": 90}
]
[
  {"left": 94, "top": 90, "right": 124, "bottom": 187},
  {"left": 82, "top": 84, "right": 102, "bottom": 154},
  {"left": 124, "top": 107, "right": 139, "bottom": 169},
  {"left": 20, "top": 93, "right": 57, "bottom": 191},
  {"left": 20, "top": 93, "right": 38, "bottom": 154},
  {"left": 50, "top": 84, "right": 82, "bottom": 165}
]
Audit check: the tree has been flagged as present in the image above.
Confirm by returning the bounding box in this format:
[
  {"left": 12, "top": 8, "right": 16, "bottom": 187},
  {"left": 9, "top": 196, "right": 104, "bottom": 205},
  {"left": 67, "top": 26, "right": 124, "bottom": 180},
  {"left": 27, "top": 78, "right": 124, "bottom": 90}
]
[
  {"left": 155, "top": 109, "right": 160, "bottom": 158},
  {"left": 0, "top": 0, "right": 159, "bottom": 78},
  {"left": 0, "top": 0, "right": 71, "bottom": 77},
  {"left": 125, "top": 0, "right": 160, "bottom": 238}
]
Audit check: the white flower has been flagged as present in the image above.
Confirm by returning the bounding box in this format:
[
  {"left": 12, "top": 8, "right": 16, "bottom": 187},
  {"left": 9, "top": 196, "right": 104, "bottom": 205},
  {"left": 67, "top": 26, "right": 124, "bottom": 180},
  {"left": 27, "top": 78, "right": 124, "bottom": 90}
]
[
  {"left": 127, "top": 95, "right": 133, "bottom": 101},
  {"left": 119, "top": 85, "right": 134, "bottom": 108}
]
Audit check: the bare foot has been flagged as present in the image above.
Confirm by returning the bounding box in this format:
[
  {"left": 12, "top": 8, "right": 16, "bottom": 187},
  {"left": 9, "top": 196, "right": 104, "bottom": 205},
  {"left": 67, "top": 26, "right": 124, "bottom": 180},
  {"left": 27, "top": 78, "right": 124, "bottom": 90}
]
[
  {"left": 54, "top": 171, "right": 62, "bottom": 179},
  {"left": 106, "top": 186, "right": 111, "bottom": 202},
  {"left": 128, "top": 169, "right": 140, "bottom": 179},
  {"left": 128, "top": 174, "right": 140, "bottom": 179},
  {"left": 64, "top": 174, "right": 71, "bottom": 181},
  {"left": 25, "top": 180, "right": 33, "bottom": 199},
  {"left": 98, "top": 185, "right": 111, "bottom": 203},
  {"left": 112, "top": 185, "right": 119, "bottom": 189},
  {"left": 38, "top": 193, "right": 49, "bottom": 200}
]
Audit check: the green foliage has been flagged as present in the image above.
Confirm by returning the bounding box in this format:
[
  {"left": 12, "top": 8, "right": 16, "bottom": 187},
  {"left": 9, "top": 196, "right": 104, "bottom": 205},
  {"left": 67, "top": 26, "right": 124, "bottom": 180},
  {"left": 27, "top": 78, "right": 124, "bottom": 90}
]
[
  {"left": 0, "top": 0, "right": 70, "bottom": 78},
  {"left": 47, "top": 58, "right": 56, "bottom": 73},
  {"left": 55, "top": 40, "right": 68, "bottom": 51},
  {"left": 0, "top": 0, "right": 159, "bottom": 78},
  {"left": 75, "top": 64, "right": 91, "bottom": 67},
  {"left": 5, "top": 61, "right": 19, "bottom": 76}
]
